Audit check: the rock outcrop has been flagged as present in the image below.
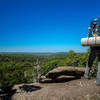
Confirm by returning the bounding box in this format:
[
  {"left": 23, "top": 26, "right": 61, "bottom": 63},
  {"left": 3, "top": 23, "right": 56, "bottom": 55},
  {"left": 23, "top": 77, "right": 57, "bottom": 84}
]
[{"left": 40, "top": 66, "right": 85, "bottom": 83}]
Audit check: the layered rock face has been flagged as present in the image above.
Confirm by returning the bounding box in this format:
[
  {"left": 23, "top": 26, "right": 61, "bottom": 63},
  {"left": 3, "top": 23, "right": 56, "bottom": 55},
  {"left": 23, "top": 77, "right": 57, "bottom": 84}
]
[{"left": 39, "top": 66, "right": 85, "bottom": 83}]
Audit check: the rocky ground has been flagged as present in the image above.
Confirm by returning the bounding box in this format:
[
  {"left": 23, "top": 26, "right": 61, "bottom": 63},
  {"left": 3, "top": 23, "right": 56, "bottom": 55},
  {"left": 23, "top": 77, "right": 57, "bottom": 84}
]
[{"left": 0, "top": 78, "right": 100, "bottom": 100}]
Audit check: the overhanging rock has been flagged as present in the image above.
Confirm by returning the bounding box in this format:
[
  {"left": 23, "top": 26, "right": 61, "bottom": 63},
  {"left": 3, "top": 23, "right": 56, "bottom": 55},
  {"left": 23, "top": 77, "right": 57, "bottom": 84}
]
[{"left": 45, "top": 66, "right": 85, "bottom": 79}]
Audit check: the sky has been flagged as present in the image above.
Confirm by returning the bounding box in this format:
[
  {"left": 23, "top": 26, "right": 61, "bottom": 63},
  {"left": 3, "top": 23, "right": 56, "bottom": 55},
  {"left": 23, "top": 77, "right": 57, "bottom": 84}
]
[{"left": 0, "top": 0, "right": 100, "bottom": 52}]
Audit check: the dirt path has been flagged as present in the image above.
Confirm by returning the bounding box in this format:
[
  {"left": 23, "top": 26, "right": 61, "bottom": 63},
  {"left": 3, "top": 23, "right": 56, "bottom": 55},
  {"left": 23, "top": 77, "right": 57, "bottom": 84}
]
[{"left": 12, "top": 78, "right": 100, "bottom": 100}]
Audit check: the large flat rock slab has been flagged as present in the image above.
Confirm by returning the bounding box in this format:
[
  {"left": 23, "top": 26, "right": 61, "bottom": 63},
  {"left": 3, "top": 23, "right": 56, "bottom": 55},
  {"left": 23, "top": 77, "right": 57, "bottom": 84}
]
[{"left": 46, "top": 66, "right": 85, "bottom": 78}]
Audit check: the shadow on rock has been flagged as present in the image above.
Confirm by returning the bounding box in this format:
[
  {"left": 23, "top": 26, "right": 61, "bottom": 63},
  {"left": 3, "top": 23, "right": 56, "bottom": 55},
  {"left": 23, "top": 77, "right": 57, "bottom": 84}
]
[
  {"left": 19, "top": 85, "right": 41, "bottom": 92},
  {"left": 0, "top": 85, "right": 42, "bottom": 100},
  {"left": 0, "top": 86, "right": 16, "bottom": 100}
]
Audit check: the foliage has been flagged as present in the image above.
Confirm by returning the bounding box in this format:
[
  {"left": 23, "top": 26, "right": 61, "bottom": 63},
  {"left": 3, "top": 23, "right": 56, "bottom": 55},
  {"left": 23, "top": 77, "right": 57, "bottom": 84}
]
[
  {"left": 0, "top": 49, "right": 98, "bottom": 89},
  {"left": 64, "top": 50, "right": 82, "bottom": 67}
]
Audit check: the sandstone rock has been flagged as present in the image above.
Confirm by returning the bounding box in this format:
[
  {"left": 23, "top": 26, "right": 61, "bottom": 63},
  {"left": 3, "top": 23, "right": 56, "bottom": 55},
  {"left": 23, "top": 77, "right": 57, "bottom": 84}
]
[
  {"left": 39, "top": 75, "right": 79, "bottom": 83},
  {"left": 46, "top": 66, "right": 85, "bottom": 79}
]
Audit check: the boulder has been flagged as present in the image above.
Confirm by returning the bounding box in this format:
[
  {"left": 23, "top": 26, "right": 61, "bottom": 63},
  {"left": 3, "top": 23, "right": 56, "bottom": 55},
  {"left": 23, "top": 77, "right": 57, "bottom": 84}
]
[{"left": 45, "top": 66, "right": 85, "bottom": 79}]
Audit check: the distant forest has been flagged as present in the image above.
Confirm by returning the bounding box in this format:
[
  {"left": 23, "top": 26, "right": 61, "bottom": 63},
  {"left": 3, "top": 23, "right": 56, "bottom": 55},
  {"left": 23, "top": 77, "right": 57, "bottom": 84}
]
[{"left": 0, "top": 49, "right": 98, "bottom": 89}]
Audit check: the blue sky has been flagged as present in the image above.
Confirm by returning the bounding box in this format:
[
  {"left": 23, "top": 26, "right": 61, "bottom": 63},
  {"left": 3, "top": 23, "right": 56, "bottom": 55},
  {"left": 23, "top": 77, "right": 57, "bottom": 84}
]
[{"left": 0, "top": 0, "right": 100, "bottom": 52}]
